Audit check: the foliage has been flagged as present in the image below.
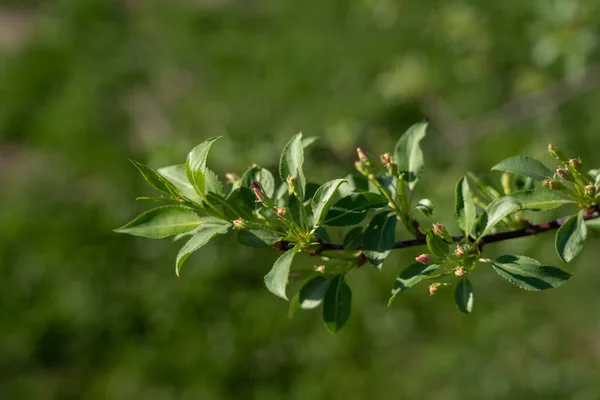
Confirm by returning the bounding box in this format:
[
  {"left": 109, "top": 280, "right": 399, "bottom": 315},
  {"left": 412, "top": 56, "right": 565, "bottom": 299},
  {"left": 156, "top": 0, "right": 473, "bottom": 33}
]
[{"left": 119, "top": 124, "right": 599, "bottom": 331}]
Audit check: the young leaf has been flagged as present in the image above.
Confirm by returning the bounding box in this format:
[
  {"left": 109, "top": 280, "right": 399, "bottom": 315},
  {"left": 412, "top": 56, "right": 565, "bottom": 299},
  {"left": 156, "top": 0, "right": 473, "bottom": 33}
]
[
  {"left": 491, "top": 156, "right": 553, "bottom": 181},
  {"left": 415, "top": 198, "right": 434, "bottom": 217},
  {"left": 237, "top": 230, "right": 281, "bottom": 248},
  {"left": 426, "top": 233, "right": 449, "bottom": 258},
  {"left": 175, "top": 219, "right": 231, "bottom": 276},
  {"left": 512, "top": 189, "right": 575, "bottom": 211},
  {"left": 394, "top": 122, "right": 427, "bottom": 190},
  {"left": 474, "top": 196, "right": 521, "bottom": 239},
  {"left": 338, "top": 174, "right": 370, "bottom": 197},
  {"left": 311, "top": 179, "right": 347, "bottom": 227},
  {"left": 343, "top": 227, "right": 364, "bottom": 250},
  {"left": 363, "top": 212, "right": 397, "bottom": 269},
  {"left": 388, "top": 263, "right": 440, "bottom": 306},
  {"left": 131, "top": 160, "right": 179, "bottom": 197},
  {"left": 264, "top": 246, "right": 300, "bottom": 300},
  {"left": 299, "top": 276, "right": 331, "bottom": 310},
  {"left": 489, "top": 255, "right": 571, "bottom": 291},
  {"left": 301, "top": 136, "right": 319, "bottom": 149},
  {"left": 324, "top": 192, "right": 388, "bottom": 226},
  {"left": 288, "top": 293, "right": 301, "bottom": 319},
  {"left": 322, "top": 275, "right": 352, "bottom": 334},
  {"left": 279, "top": 133, "right": 306, "bottom": 199},
  {"left": 556, "top": 212, "right": 587, "bottom": 263},
  {"left": 115, "top": 206, "right": 203, "bottom": 239},
  {"left": 185, "top": 136, "right": 222, "bottom": 198},
  {"left": 455, "top": 278, "right": 474, "bottom": 314},
  {"left": 455, "top": 176, "right": 476, "bottom": 235},
  {"left": 157, "top": 164, "right": 202, "bottom": 203},
  {"left": 204, "top": 168, "right": 224, "bottom": 196}
]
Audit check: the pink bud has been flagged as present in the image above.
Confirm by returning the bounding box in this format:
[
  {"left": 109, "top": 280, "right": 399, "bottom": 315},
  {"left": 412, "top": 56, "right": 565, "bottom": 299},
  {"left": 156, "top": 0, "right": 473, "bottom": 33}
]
[
  {"left": 316, "top": 265, "right": 325, "bottom": 273},
  {"left": 357, "top": 148, "right": 369, "bottom": 161},
  {"left": 556, "top": 168, "right": 569, "bottom": 179},
  {"left": 233, "top": 218, "right": 246, "bottom": 229},
  {"left": 277, "top": 207, "right": 285, "bottom": 218},
  {"left": 380, "top": 153, "right": 391, "bottom": 164},
  {"left": 454, "top": 246, "right": 465, "bottom": 257},
  {"left": 433, "top": 223, "right": 446, "bottom": 237},
  {"left": 455, "top": 266, "right": 467, "bottom": 277},
  {"left": 569, "top": 158, "right": 582, "bottom": 169},
  {"left": 429, "top": 283, "right": 439, "bottom": 296},
  {"left": 416, "top": 254, "right": 433, "bottom": 264},
  {"left": 252, "top": 182, "right": 265, "bottom": 202}
]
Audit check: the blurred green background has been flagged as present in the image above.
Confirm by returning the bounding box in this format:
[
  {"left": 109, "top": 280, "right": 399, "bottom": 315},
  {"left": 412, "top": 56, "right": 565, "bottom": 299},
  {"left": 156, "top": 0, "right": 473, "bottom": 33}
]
[{"left": 2, "top": 0, "right": 600, "bottom": 399}]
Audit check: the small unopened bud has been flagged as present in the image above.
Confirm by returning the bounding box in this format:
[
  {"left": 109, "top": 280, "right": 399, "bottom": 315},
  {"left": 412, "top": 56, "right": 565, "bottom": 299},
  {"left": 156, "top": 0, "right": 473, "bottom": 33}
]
[
  {"left": 316, "top": 265, "right": 325, "bottom": 273},
  {"left": 547, "top": 179, "right": 563, "bottom": 190},
  {"left": 569, "top": 158, "right": 582, "bottom": 170},
  {"left": 542, "top": 179, "right": 551, "bottom": 188},
  {"left": 556, "top": 168, "right": 569, "bottom": 179},
  {"left": 455, "top": 266, "right": 467, "bottom": 277},
  {"left": 454, "top": 246, "right": 465, "bottom": 257},
  {"left": 548, "top": 144, "right": 568, "bottom": 162},
  {"left": 429, "top": 283, "right": 440, "bottom": 296},
  {"left": 277, "top": 207, "right": 286, "bottom": 218},
  {"left": 585, "top": 185, "right": 595, "bottom": 197},
  {"left": 252, "top": 181, "right": 266, "bottom": 202},
  {"left": 357, "top": 147, "right": 369, "bottom": 161},
  {"left": 233, "top": 218, "right": 246, "bottom": 229},
  {"left": 433, "top": 223, "right": 447, "bottom": 237},
  {"left": 225, "top": 172, "right": 239, "bottom": 184},
  {"left": 416, "top": 254, "right": 433, "bottom": 264},
  {"left": 380, "top": 153, "right": 392, "bottom": 164}
]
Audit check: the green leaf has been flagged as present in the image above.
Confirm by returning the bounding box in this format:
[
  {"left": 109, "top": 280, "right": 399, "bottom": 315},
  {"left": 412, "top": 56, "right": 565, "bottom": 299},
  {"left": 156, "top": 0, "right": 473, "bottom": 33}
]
[
  {"left": 301, "top": 136, "right": 319, "bottom": 149},
  {"left": 288, "top": 293, "right": 301, "bottom": 319},
  {"left": 324, "top": 192, "right": 388, "bottom": 227},
  {"left": 489, "top": 255, "right": 571, "bottom": 291},
  {"left": 157, "top": 164, "right": 202, "bottom": 203},
  {"left": 298, "top": 276, "right": 331, "bottom": 310},
  {"left": 279, "top": 133, "right": 306, "bottom": 199},
  {"left": 222, "top": 189, "right": 252, "bottom": 220},
  {"left": 311, "top": 179, "right": 347, "bottom": 227},
  {"left": 511, "top": 189, "right": 575, "bottom": 211},
  {"left": 466, "top": 172, "right": 501, "bottom": 201},
  {"left": 556, "top": 212, "right": 587, "bottom": 263},
  {"left": 204, "top": 168, "right": 224, "bottom": 196},
  {"left": 322, "top": 275, "right": 352, "bottom": 334},
  {"left": 115, "top": 206, "right": 203, "bottom": 239},
  {"left": 338, "top": 174, "right": 370, "bottom": 197},
  {"left": 363, "top": 212, "right": 397, "bottom": 269},
  {"left": 587, "top": 218, "right": 600, "bottom": 231},
  {"left": 237, "top": 230, "right": 281, "bottom": 248},
  {"left": 131, "top": 160, "right": 179, "bottom": 197},
  {"left": 393, "top": 122, "right": 427, "bottom": 190},
  {"left": 185, "top": 136, "right": 222, "bottom": 198},
  {"left": 264, "top": 246, "right": 300, "bottom": 300},
  {"left": 175, "top": 219, "right": 231, "bottom": 276},
  {"left": 474, "top": 196, "right": 521, "bottom": 238},
  {"left": 455, "top": 278, "right": 474, "bottom": 314},
  {"left": 491, "top": 156, "right": 553, "bottom": 181},
  {"left": 414, "top": 198, "right": 434, "bottom": 217},
  {"left": 240, "top": 166, "right": 276, "bottom": 209},
  {"left": 426, "top": 233, "right": 449, "bottom": 258},
  {"left": 343, "top": 227, "right": 364, "bottom": 250},
  {"left": 455, "top": 176, "right": 476, "bottom": 235},
  {"left": 388, "top": 263, "right": 440, "bottom": 307}
]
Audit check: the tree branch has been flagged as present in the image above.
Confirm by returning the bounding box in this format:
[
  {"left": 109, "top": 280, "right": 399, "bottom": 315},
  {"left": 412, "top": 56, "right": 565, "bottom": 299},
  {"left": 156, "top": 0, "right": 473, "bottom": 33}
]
[{"left": 287, "top": 210, "right": 600, "bottom": 255}]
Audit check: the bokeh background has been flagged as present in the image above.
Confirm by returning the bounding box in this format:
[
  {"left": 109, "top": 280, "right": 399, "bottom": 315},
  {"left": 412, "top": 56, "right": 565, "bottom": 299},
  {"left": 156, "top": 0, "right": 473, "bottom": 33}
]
[{"left": 2, "top": 0, "right": 600, "bottom": 399}]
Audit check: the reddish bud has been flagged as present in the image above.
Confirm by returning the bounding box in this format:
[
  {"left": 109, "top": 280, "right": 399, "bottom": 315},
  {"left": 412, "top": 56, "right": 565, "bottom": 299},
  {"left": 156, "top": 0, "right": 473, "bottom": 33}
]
[
  {"left": 569, "top": 158, "right": 582, "bottom": 170},
  {"left": 429, "top": 283, "right": 440, "bottom": 296},
  {"left": 316, "top": 265, "right": 325, "bottom": 273},
  {"left": 416, "top": 254, "right": 433, "bottom": 264},
  {"left": 380, "top": 153, "right": 392, "bottom": 164},
  {"left": 455, "top": 266, "right": 467, "bottom": 277},
  {"left": 548, "top": 144, "right": 568, "bottom": 162},
  {"left": 233, "top": 218, "right": 246, "bottom": 229},
  {"left": 252, "top": 181, "right": 266, "bottom": 202},
  {"left": 357, "top": 148, "right": 369, "bottom": 161},
  {"left": 277, "top": 207, "right": 286, "bottom": 218},
  {"left": 454, "top": 246, "right": 465, "bottom": 257},
  {"left": 556, "top": 168, "right": 569, "bottom": 179},
  {"left": 433, "top": 223, "right": 446, "bottom": 236}
]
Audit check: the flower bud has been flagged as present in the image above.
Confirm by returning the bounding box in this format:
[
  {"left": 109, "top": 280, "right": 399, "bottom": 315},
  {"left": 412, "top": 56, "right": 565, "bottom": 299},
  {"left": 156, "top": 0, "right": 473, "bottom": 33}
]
[
  {"left": 454, "top": 246, "right": 465, "bottom": 257},
  {"left": 542, "top": 179, "right": 551, "bottom": 188},
  {"left": 225, "top": 172, "right": 240, "bottom": 184},
  {"left": 455, "top": 266, "right": 467, "bottom": 277},
  {"left": 548, "top": 144, "right": 568, "bottom": 162},
  {"left": 585, "top": 185, "right": 595, "bottom": 197},
  {"left": 433, "top": 223, "right": 447, "bottom": 237},
  {"left": 277, "top": 207, "right": 286, "bottom": 218},
  {"left": 569, "top": 158, "right": 582, "bottom": 170},
  {"left": 233, "top": 218, "right": 247, "bottom": 230},
  {"left": 252, "top": 181, "right": 266, "bottom": 202},
  {"left": 380, "top": 153, "right": 392, "bottom": 164},
  {"left": 547, "top": 179, "right": 564, "bottom": 191},
  {"left": 556, "top": 168, "right": 569, "bottom": 179},
  {"left": 416, "top": 254, "right": 433, "bottom": 264},
  {"left": 357, "top": 147, "right": 369, "bottom": 161},
  {"left": 429, "top": 283, "right": 440, "bottom": 296},
  {"left": 316, "top": 265, "right": 325, "bottom": 273}
]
